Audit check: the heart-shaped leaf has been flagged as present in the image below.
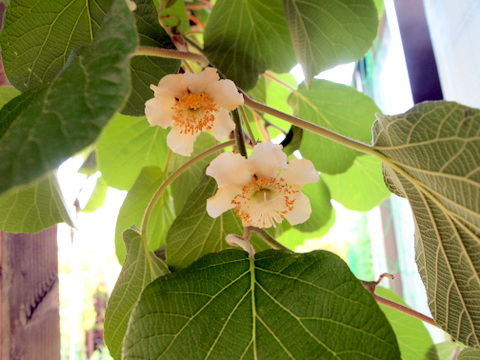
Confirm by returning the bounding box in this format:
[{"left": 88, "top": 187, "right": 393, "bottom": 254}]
[
  {"left": 289, "top": 79, "right": 380, "bottom": 174},
  {"left": 104, "top": 228, "right": 169, "bottom": 360},
  {"left": 284, "top": 0, "right": 378, "bottom": 85},
  {"left": 373, "top": 101, "right": 480, "bottom": 347},
  {"left": 0, "top": 0, "right": 137, "bottom": 195},
  {"left": 123, "top": 249, "right": 400, "bottom": 359}
]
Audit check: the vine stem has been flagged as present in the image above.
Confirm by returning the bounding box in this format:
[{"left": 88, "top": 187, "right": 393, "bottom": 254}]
[
  {"left": 134, "top": 46, "right": 209, "bottom": 67},
  {"left": 374, "top": 294, "right": 441, "bottom": 329},
  {"left": 248, "top": 227, "right": 292, "bottom": 252},
  {"left": 232, "top": 108, "right": 247, "bottom": 157},
  {"left": 242, "top": 92, "right": 378, "bottom": 157},
  {"left": 141, "top": 140, "right": 236, "bottom": 236}
]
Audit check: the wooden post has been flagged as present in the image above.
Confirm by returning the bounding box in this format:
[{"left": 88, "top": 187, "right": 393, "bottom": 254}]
[{"left": 0, "top": 227, "right": 60, "bottom": 360}]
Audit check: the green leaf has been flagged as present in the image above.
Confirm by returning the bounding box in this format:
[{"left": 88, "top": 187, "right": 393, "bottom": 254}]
[
  {"left": 97, "top": 114, "right": 168, "bottom": 190},
  {"left": 160, "top": 0, "right": 190, "bottom": 35},
  {"left": 82, "top": 177, "right": 108, "bottom": 213},
  {"left": 289, "top": 79, "right": 380, "bottom": 174},
  {"left": 166, "top": 175, "right": 269, "bottom": 270},
  {"left": 372, "top": 101, "right": 480, "bottom": 347},
  {"left": 458, "top": 348, "right": 480, "bottom": 359},
  {"left": 0, "top": 0, "right": 138, "bottom": 196},
  {"left": 115, "top": 167, "right": 174, "bottom": 264},
  {"left": 1, "top": 0, "right": 113, "bottom": 91},
  {"left": 425, "top": 342, "right": 464, "bottom": 360},
  {"left": 322, "top": 155, "right": 390, "bottom": 211},
  {"left": 104, "top": 228, "right": 169, "bottom": 360},
  {"left": 123, "top": 249, "right": 400, "bottom": 359},
  {"left": 203, "top": 0, "right": 296, "bottom": 90},
  {"left": 0, "top": 86, "right": 21, "bottom": 108},
  {"left": 284, "top": 0, "right": 378, "bottom": 85},
  {"left": 122, "top": 0, "right": 180, "bottom": 116},
  {"left": 0, "top": 172, "right": 73, "bottom": 233},
  {"left": 295, "top": 178, "right": 333, "bottom": 232},
  {"left": 375, "top": 287, "right": 434, "bottom": 360}
]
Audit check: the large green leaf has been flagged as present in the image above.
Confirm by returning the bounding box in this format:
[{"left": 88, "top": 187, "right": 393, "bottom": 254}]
[
  {"left": 123, "top": 249, "right": 400, "bottom": 359},
  {"left": 375, "top": 287, "right": 434, "bottom": 360},
  {"left": 458, "top": 348, "right": 480, "bottom": 359},
  {"left": 289, "top": 79, "right": 380, "bottom": 174},
  {"left": 0, "top": 0, "right": 138, "bottom": 196},
  {"left": 0, "top": 172, "right": 73, "bottom": 233},
  {"left": 1, "top": 0, "right": 112, "bottom": 91},
  {"left": 203, "top": 0, "right": 296, "bottom": 90},
  {"left": 104, "top": 228, "right": 169, "bottom": 360},
  {"left": 115, "top": 167, "right": 174, "bottom": 264},
  {"left": 283, "top": 0, "right": 378, "bottom": 85},
  {"left": 322, "top": 155, "right": 390, "bottom": 212},
  {"left": 96, "top": 114, "right": 168, "bottom": 190},
  {"left": 166, "top": 175, "right": 269, "bottom": 270},
  {"left": 122, "top": 0, "right": 180, "bottom": 116},
  {"left": 372, "top": 101, "right": 480, "bottom": 347}
]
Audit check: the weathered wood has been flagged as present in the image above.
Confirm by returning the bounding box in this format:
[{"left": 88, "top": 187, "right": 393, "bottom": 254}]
[{"left": 0, "top": 227, "right": 60, "bottom": 360}]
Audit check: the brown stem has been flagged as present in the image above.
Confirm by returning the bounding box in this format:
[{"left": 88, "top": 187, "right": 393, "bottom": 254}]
[
  {"left": 374, "top": 294, "right": 441, "bottom": 329},
  {"left": 248, "top": 227, "right": 292, "bottom": 252},
  {"left": 135, "top": 46, "right": 209, "bottom": 67}
]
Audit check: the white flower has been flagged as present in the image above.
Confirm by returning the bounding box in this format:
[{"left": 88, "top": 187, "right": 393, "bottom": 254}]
[
  {"left": 145, "top": 68, "right": 244, "bottom": 156},
  {"left": 206, "top": 142, "right": 319, "bottom": 228},
  {"left": 125, "top": 0, "right": 136, "bottom": 11}
]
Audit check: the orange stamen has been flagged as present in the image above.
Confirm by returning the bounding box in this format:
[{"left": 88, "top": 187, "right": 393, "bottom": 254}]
[
  {"left": 171, "top": 91, "right": 218, "bottom": 134},
  {"left": 231, "top": 176, "right": 299, "bottom": 227}
]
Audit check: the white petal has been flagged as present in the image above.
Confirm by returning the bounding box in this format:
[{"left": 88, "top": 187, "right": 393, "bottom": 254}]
[
  {"left": 154, "top": 74, "right": 187, "bottom": 98},
  {"left": 145, "top": 97, "right": 175, "bottom": 128},
  {"left": 281, "top": 158, "right": 319, "bottom": 186},
  {"left": 284, "top": 193, "right": 312, "bottom": 225},
  {"left": 206, "top": 186, "right": 240, "bottom": 218},
  {"left": 212, "top": 108, "right": 235, "bottom": 140},
  {"left": 207, "top": 79, "right": 244, "bottom": 110},
  {"left": 166, "top": 127, "right": 199, "bottom": 156},
  {"left": 184, "top": 68, "right": 219, "bottom": 94},
  {"left": 206, "top": 152, "right": 252, "bottom": 188},
  {"left": 248, "top": 142, "right": 287, "bottom": 178}
]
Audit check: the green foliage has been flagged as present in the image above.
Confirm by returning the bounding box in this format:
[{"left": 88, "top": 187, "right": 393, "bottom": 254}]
[
  {"left": 204, "top": 0, "right": 296, "bottom": 90},
  {"left": 458, "top": 348, "right": 480, "bottom": 359},
  {"left": 115, "top": 167, "right": 174, "bottom": 264},
  {"left": 0, "top": 0, "right": 137, "bottom": 195},
  {"left": 97, "top": 114, "right": 169, "bottom": 191},
  {"left": 1, "top": 0, "right": 113, "bottom": 91},
  {"left": 284, "top": 0, "right": 378, "bottom": 85},
  {"left": 373, "top": 101, "right": 480, "bottom": 347},
  {"left": 0, "top": 172, "right": 73, "bottom": 233},
  {"left": 322, "top": 155, "right": 390, "bottom": 211},
  {"left": 104, "top": 228, "right": 169, "bottom": 360},
  {"left": 375, "top": 287, "right": 434, "bottom": 360},
  {"left": 1, "top": 0, "right": 479, "bottom": 357},
  {"left": 289, "top": 79, "right": 380, "bottom": 174},
  {"left": 124, "top": 249, "right": 400, "bottom": 359},
  {"left": 123, "top": 0, "right": 180, "bottom": 115}
]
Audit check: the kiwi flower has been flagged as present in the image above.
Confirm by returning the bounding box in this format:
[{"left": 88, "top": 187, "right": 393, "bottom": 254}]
[
  {"left": 145, "top": 68, "right": 244, "bottom": 156},
  {"left": 206, "top": 142, "right": 319, "bottom": 228}
]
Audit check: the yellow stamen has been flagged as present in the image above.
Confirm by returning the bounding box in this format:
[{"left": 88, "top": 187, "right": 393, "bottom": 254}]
[
  {"left": 171, "top": 91, "right": 219, "bottom": 134},
  {"left": 231, "top": 176, "right": 299, "bottom": 227}
]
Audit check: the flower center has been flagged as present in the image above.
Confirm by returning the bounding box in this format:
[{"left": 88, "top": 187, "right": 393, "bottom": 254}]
[
  {"left": 231, "top": 177, "right": 298, "bottom": 228},
  {"left": 171, "top": 91, "right": 219, "bottom": 134}
]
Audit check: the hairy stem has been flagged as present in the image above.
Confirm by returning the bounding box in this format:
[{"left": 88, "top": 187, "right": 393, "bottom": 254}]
[
  {"left": 248, "top": 227, "right": 292, "bottom": 252},
  {"left": 232, "top": 108, "right": 248, "bottom": 157},
  {"left": 243, "top": 93, "right": 378, "bottom": 157},
  {"left": 374, "top": 294, "right": 440, "bottom": 329},
  {"left": 141, "top": 140, "right": 235, "bottom": 235},
  {"left": 135, "top": 46, "right": 209, "bottom": 67}
]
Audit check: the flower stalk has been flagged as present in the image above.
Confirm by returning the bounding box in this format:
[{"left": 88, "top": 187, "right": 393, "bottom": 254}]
[
  {"left": 135, "top": 46, "right": 209, "bottom": 67},
  {"left": 141, "top": 140, "right": 236, "bottom": 236}
]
